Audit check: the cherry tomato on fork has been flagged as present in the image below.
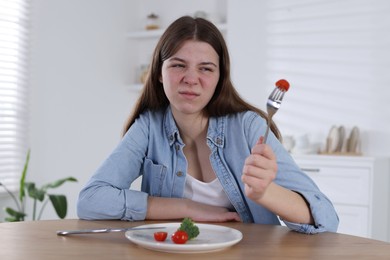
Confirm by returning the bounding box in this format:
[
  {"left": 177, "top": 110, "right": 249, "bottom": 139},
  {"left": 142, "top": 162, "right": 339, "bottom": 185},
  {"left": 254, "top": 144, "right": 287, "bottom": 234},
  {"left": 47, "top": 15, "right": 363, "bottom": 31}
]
[
  {"left": 275, "top": 79, "right": 290, "bottom": 92},
  {"left": 154, "top": 231, "right": 168, "bottom": 242},
  {"left": 171, "top": 230, "right": 189, "bottom": 244}
]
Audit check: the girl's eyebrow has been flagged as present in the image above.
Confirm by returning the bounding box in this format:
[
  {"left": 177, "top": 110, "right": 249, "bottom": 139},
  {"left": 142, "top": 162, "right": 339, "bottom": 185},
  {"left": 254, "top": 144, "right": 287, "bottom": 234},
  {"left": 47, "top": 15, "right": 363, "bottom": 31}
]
[
  {"left": 200, "top": 61, "right": 218, "bottom": 68},
  {"left": 168, "top": 57, "right": 218, "bottom": 67},
  {"left": 168, "top": 57, "right": 185, "bottom": 62}
]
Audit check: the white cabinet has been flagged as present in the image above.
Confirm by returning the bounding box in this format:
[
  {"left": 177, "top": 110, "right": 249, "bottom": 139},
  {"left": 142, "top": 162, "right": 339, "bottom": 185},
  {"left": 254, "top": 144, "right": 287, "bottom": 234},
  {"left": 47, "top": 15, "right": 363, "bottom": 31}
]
[{"left": 293, "top": 155, "right": 390, "bottom": 242}]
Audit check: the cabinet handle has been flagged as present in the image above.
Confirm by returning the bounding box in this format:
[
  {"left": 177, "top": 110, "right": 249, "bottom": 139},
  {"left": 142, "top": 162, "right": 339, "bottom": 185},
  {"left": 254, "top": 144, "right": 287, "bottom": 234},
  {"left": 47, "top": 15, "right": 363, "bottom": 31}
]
[{"left": 300, "top": 168, "right": 320, "bottom": 173}]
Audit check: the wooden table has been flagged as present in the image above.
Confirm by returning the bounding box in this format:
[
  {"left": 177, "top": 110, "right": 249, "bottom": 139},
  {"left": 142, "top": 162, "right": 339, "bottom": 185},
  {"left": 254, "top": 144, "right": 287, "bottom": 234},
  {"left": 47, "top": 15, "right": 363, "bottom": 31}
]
[{"left": 0, "top": 219, "right": 389, "bottom": 259}]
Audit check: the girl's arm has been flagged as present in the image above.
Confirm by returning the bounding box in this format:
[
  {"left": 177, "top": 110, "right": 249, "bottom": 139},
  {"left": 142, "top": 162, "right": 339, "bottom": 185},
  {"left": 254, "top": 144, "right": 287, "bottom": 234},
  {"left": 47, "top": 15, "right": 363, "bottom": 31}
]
[{"left": 146, "top": 196, "right": 241, "bottom": 222}]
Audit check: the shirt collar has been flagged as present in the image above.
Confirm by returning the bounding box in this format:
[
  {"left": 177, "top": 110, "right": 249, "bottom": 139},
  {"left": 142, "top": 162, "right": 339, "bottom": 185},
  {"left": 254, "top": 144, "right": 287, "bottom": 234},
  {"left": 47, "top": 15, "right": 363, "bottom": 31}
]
[
  {"left": 163, "top": 106, "right": 225, "bottom": 148},
  {"left": 207, "top": 115, "right": 225, "bottom": 148}
]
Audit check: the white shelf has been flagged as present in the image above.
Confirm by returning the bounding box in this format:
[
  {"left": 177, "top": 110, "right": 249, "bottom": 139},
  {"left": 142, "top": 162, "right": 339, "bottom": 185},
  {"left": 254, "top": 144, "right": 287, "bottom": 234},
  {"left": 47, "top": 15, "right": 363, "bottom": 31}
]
[
  {"left": 126, "top": 28, "right": 165, "bottom": 39},
  {"left": 126, "top": 23, "right": 228, "bottom": 39}
]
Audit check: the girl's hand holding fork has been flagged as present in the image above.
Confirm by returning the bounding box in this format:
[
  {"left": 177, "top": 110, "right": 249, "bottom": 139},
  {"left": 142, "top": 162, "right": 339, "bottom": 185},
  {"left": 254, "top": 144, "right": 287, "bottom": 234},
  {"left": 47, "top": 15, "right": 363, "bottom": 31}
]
[
  {"left": 241, "top": 136, "right": 314, "bottom": 224},
  {"left": 241, "top": 136, "right": 278, "bottom": 202}
]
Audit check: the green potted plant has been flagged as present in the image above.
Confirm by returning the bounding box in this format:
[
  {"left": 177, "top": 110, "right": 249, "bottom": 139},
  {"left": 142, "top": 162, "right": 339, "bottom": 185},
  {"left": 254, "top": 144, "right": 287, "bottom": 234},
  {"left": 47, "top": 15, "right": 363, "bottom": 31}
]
[{"left": 0, "top": 150, "right": 77, "bottom": 221}]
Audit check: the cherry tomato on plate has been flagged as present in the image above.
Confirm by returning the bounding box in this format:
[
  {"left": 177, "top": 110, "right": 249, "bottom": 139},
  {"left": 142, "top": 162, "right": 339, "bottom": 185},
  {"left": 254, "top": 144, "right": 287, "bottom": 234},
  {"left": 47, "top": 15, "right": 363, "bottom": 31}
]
[
  {"left": 154, "top": 231, "right": 168, "bottom": 242},
  {"left": 171, "top": 230, "right": 189, "bottom": 244}
]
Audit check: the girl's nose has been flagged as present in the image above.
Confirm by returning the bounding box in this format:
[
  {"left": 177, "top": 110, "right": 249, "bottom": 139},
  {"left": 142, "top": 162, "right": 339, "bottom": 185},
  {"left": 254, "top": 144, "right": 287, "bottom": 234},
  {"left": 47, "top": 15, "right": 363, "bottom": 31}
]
[{"left": 183, "top": 69, "right": 198, "bottom": 85}]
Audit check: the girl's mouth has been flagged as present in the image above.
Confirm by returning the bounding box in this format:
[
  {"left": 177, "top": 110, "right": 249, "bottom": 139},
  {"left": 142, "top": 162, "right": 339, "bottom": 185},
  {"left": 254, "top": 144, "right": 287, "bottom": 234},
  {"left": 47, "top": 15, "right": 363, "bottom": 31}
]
[{"left": 179, "top": 91, "right": 199, "bottom": 99}]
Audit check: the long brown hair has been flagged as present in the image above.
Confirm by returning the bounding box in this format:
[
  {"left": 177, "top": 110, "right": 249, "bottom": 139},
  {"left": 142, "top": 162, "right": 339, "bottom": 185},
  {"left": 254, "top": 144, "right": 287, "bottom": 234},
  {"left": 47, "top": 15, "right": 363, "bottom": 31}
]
[{"left": 123, "top": 16, "right": 280, "bottom": 140}]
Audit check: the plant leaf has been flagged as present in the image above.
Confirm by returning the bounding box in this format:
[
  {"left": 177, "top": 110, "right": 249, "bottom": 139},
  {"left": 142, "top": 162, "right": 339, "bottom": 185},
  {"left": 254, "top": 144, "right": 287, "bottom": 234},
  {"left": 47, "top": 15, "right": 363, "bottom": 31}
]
[
  {"left": 5, "top": 207, "right": 26, "bottom": 221},
  {"left": 25, "top": 182, "right": 46, "bottom": 201},
  {"left": 19, "top": 149, "right": 30, "bottom": 201},
  {"left": 41, "top": 177, "right": 78, "bottom": 191},
  {"left": 5, "top": 217, "right": 19, "bottom": 222},
  {"left": 49, "top": 194, "right": 67, "bottom": 219}
]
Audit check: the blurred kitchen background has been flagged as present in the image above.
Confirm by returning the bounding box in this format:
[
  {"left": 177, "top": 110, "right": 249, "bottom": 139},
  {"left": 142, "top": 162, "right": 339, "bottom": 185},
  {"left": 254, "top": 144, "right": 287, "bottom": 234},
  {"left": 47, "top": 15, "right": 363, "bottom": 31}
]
[{"left": 1, "top": 0, "right": 390, "bottom": 241}]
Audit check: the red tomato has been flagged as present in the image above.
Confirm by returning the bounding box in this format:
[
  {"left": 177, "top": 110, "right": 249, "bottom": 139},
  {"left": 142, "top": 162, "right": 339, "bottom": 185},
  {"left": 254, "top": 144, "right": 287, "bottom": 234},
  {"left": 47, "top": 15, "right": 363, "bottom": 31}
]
[
  {"left": 171, "top": 230, "right": 188, "bottom": 244},
  {"left": 154, "top": 232, "right": 168, "bottom": 242},
  {"left": 275, "top": 79, "right": 290, "bottom": 92}
]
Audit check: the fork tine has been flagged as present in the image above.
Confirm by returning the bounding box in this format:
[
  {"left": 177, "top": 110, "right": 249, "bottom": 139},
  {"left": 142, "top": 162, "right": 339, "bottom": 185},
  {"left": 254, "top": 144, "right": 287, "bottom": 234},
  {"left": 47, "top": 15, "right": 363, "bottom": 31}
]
[
  {"left": 269, "top": 88, "right": 278, "bottom": 98},
  {"left": 269, "top": 88, "right": 285, "bottom": 101},
  {"left": 276, "top": 90, "right": 285, "bottom": 101}
]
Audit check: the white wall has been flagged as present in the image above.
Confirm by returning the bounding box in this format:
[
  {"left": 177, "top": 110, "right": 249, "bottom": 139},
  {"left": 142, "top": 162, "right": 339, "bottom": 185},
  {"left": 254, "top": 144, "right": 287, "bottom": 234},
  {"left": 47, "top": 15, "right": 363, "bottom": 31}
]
[
  {"left": 227, "top": 0, "right": 269, "bottom": 118},
  {"left": 26, "top": 0, "right": 138, "bottom": 220},
  {"left": 22, "top": 0, "right": 226, "bottom": 220}
]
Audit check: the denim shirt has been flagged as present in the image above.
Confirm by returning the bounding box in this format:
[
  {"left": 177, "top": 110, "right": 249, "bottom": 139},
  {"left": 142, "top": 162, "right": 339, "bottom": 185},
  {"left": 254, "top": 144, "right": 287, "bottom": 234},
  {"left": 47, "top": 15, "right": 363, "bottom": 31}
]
[{"left": 77, "top": 106, "right": 339, "bottom": 234}]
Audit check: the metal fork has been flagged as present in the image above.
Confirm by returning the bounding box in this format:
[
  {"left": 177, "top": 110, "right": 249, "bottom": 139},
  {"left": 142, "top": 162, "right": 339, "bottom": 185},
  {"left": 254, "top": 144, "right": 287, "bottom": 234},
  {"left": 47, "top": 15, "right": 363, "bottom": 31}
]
[
  {"left": 56, "top": 226, "right": 166, "bottom": 236},
  {"left": 263, "top": 87, "right": 286, "bottom": 143}
]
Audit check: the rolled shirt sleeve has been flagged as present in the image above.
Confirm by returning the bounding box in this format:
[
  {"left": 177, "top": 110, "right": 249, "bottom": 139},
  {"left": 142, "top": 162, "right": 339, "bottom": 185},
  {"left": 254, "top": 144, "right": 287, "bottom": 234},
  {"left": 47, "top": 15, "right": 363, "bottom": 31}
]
[{"left": 282, "top": 191, "right": 339, "bottom": 234}]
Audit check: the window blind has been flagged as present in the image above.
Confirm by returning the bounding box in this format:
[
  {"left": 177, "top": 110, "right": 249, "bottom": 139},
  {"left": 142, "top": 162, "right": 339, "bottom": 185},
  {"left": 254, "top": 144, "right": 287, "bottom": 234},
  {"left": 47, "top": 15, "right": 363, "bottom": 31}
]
[
  {"left": 264, "top": 0, "right": 390, "bottom": 137},
  {"left": 0, "top": 0, "right": 30, "bottom": 192}
]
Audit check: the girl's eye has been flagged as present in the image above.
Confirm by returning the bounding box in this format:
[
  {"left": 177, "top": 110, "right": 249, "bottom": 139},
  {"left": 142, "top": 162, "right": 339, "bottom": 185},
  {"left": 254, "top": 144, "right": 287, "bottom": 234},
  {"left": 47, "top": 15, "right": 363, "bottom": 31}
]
[
  {"left": 171, "top": 64, "right": 185, "bottom": 68},
  {"left": 200, "top": 67, "right": 213, "bottom": 72}
]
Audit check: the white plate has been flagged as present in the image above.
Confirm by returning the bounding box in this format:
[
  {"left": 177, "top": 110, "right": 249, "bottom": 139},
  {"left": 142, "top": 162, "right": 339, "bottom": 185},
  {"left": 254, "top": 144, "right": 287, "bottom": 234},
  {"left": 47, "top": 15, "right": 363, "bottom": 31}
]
[
  {"left": 125, "top": 223, "right": 243, "bottom": 254},
  {"left": 336, "top": 125, "right": 346, "bottom": 152},
  {"left": 327, "top": 125, "right": 339, "bottom": 153},
  {"left": 347, "top": 126, "right": 360, "bottom": 153}
]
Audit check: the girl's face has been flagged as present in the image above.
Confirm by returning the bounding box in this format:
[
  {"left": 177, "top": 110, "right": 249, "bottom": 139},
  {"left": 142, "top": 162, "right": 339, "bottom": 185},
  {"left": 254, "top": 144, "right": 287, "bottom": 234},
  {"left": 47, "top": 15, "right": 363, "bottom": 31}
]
[{"left": 160, "top": 40, "right": 220, "bottom": 118}]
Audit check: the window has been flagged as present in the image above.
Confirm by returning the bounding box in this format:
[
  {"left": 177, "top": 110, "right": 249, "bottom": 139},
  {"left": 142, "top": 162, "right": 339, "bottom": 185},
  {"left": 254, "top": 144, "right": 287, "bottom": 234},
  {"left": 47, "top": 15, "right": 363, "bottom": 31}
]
[
  {"left": 265, "top": 0, "right": 390, "bottom": 135},
  {"left": 0, "top": 0, "right": 30, "bottom": 192}
]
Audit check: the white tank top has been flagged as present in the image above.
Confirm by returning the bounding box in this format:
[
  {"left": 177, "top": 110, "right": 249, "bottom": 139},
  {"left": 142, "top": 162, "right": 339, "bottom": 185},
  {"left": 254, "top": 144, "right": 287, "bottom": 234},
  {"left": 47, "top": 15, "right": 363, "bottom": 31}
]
[{"left": 183, "top": 174, "right": 234, "bottom": 210}]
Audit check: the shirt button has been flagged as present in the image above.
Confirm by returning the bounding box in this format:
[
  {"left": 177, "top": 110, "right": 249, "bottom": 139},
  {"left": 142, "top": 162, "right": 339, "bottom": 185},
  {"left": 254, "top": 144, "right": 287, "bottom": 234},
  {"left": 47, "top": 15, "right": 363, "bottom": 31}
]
[
  {"left": 169, "top": 135, "right": 174, "bottom": 141},
  {"left": 176, "top": 171, "right": 183, "bottom": 177},
  {"left": 216, "top": 138, "right": 222, "bottom": 145},
  {"left": 175, "top": 144, "right": 180, "bottom": 151}
]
